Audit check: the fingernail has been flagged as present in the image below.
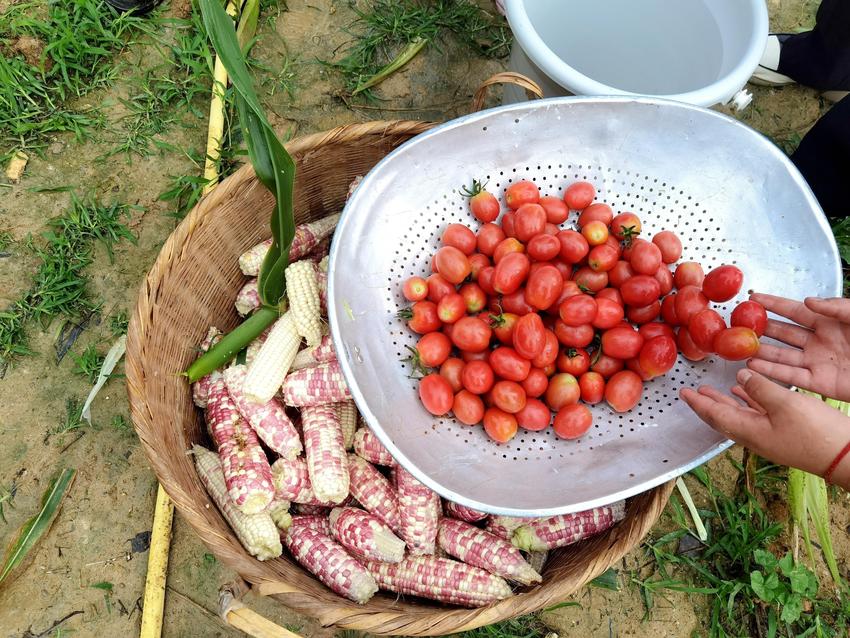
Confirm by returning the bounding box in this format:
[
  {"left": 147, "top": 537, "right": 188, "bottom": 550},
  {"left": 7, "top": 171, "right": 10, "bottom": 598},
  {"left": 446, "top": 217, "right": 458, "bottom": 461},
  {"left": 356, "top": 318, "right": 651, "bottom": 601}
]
[{"left": 737, "top": 369, "right": 752, "bottom": 384}]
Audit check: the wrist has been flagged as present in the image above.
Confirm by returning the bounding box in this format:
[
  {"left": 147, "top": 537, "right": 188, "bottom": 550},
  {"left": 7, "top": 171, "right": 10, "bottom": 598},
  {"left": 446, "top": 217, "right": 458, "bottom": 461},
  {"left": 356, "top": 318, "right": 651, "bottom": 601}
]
[{"left": 824, "top": 439, "right": 850, "bottom": 490}]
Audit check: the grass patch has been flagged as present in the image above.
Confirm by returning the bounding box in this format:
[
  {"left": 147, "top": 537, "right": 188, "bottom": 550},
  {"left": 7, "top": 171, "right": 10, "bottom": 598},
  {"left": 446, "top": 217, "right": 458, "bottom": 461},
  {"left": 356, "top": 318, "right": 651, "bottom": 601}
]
[
  {"left": 109, "top": 310, "right": 129, "bottom": 337},
  {"left": 70, "top": 343, "right": 104, "bottom": 383},
  {"left": 454, "top": 615, "right": 550, "bottom": 638},
  {"left": 51, "top": 398, "right": 85, "bottom": 437}
]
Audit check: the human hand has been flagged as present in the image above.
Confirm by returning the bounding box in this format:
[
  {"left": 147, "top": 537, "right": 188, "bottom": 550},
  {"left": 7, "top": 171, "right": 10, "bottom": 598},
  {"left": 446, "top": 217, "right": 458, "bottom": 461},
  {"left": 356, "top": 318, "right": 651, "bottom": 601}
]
[
  {"left": 747, "top": 294, "right": 850, "bottom": 403},
  {"left": 680, "top": 369, "right": 850, "bottom": 489}
]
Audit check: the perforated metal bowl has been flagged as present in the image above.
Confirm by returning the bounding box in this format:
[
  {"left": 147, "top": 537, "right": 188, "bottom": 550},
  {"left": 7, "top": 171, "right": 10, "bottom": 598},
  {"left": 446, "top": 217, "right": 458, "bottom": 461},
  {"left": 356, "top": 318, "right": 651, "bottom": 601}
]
[{"left": 328, "top": 97, "right": 842, "bottom": 517}]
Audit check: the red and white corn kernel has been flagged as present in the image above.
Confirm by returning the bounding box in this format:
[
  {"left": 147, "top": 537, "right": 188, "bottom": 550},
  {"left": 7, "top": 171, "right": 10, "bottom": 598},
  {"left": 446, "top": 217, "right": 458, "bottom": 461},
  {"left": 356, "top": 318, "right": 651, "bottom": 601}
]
[
  {"left": 282, "top": 360, "right": 351, "bottom": 406},
  {"left": 329, "top": 507, "right": 405, "bottom": 563},
  {"left": 511, "top": 501, "right": 626, "bottom": 551},
  {"left": 486, "top": 515, "right": 526, "bottom": 541},
  {"left": 290, "top": 333, "right": 336, "bottom": 371},
  {"left": 336, "top": 401, "right": 357, "bottom": 450},
  {"left": 347, "top": 454, "right": 401, "bottom": 533},
  {"left": 353, "top": 427, "right": 395, "bottom": 466},
  {"left": 301, "top": 404, "right": 349, "bottom": 504},
  {"left": 271, "top": 457, "right": 336, "bottom": 506},
  {"left": 238, "top": 214, "right": 341, "bottom": 276},
  {"left": 444, "top": 501, "right": 488, "bottom": 523},
  {"left": 288, "top": 514, "right": 331, "bottom": 535},
  {"left": 192, "top": 327, "right": 222, "bottom": 408},
  {"left": 235, "top": 278, "right": 261, "bottom": 316},
  {"left": 395, "top": 466, "right": 441, "bottom": 555}
]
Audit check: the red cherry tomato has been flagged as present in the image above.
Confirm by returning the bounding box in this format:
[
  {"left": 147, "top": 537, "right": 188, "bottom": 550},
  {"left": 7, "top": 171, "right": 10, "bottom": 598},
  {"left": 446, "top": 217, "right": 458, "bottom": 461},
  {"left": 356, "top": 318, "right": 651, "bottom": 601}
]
[
  {"left": 513, "top": 313, "right": 546, "bottom": 359},
  {"left": 461, "top": 359, "right": 494, "bottom": 394},
  {"left": 578, "top": 202, "right": 613, "bottom": 228},
  {"left": 483, "top": 407, "right": 518, "bottom": 442},
  {"left": 638, "top": 335, "right": 677, "bottom": 377},
  {"left": 477, "top": 267, "right": 496, "bottom": 295},
  {"left": 477, "top": 223, "right": 506, "bottom": 256},
  {"left": 468, "top": 188, "right": 500, "bottom": 223},
  {"left": 551, "top": 259, "right": 573, "bottom": 281},
  {"left": 604, "top": 370, "right": 643, "bottom": 412},
  {"left": 627, "top": 301, "right": 661, "bottom": 325},
  {"left": 674, "top": 262, "right": 705, "bottom": 289},
  {"left": 458, "top": 283, "right": 486, "bottom": 314},
  {"left": 406, "top": 300, "right": 441, "bottom": 334},
  {"left": 674, "top": 285, "right": 709, "bottom": 325},
  {"left": 702, "top": 265, "right": 744, "bottom": 302},
  {"left": 554, "top": 403, "right": 593, "bottom": 439},
  {"left": 557, "top": 229, "right": 590, "bottom": 263},
  {"left": 462, "top": 349, "right": 489, "bottom": 363},
  {"left": 439, "top": 357, "right": 465, "bottom": 392},
  {"left": 531, "top": 329, "right": 560, "bottom": 368},
  {"left": 639, "top": 322, "right": 675, "bottom": 342},
  {"left": 620, "top": 275, "right": 661, "bottom": 307},
  {"left": 505, "top": 180, "right": 540, "bottom": 210},
  {"left": 573, "top": 266, "right": 608, "bottom": 293},
  {"left": 442, "top": 223, "right": 477, "bottom": 255},
  {"left": 493, "top": 238, "right": 526, "bottom": 264},
  {"left": 730, "top": 301, "right": 768, "bottom": 337},
  {"left": 661, "top": 294, "right": 679, "bottom": 325},
  {"left": 620, "top": 237, "right": 647, "bottom": 262},
  {"left": 626, "top": 357, "right": 653, "bottom": 381},
  {"left": 434, "top": 246, "right": 471, "bottom": 284},
  {"left": 588, "top": 244, "right": 619, "bottom": 272},
  {"left": 689, "top": 309, "right": 726, "bottom": 352},
  {"left": 489, "top": 347, "right": 532, "bottom": 381},
  {"left": 676, "top": 327, "right": 707, "bottom": 361},
  {"left": 453, "top": 390, "right": 485, "bottom": 425},
  {"left": 559, "top": 294, "right": 598, "bottom": 326},
  {"left": 652, "top": 231, "right": 683, "bottom": 264},
  {"left": 502, "top": 288, "right": 535, "bottom": 315},
  {"left": 602, "top": 325, "right": 644, "bottom": 360},
  {"left": 514, "top": 203, "right": 547, "bottom": 242},
  {"left": 437, "top": 292, "right": 467, "bottom": 324},
  {"left": 416, "top": 332, "right": 451, "bottom": 367},
  {"left": 547, "top": 279, "right": 583, "bottom": 314},
  {"left": 450, "top": 316, "right": 492, "bottom": 353},
  {"left": 608, "top": 260, "right": 635, "bottom": 288},
  {"left": 630, "top": 241, "right": 663, "bottom": 275},
  {"left": 403, "top": 276, "right": 428, "bottom": 302},
  {"left": 581, "top": 220, "right": 609, "bottom": 246},
  {"left": 593, "top": 297, "right": 625, "bottom": 329},
  {"left": 654, "top": 265, "right": 674, "bottom": 296},
  {"left": 522, "top": 368, "right": 550, "bottom": 398},
  {"left": 596, "top": 287, "right": 624, "bottom": 306},
  {"left": 557, "top": 347, "right": 590, "bottom": 376},
  {"left": 545, "top": 373, "right": 580, "bottom": 410},
  {"left": 493, "top": 252, "right": 530, "bottom": 294},
  {"left": 490, "top": 312, "right": 518, "bottom": 345},
  {"left": 564, "top": 181, "right": 596, "bottom": 210},
  {"left": 525, "top": 264, "right": 563, "bottom": 310},
  {"left": 714, "top": 327, "right": 760, "bottom": 361},
  {"left": 610, "top": 212, "right": 642, "bottom": 241},
  {"left": 468, "top": 254, "right": 490, "bottom": 281},
  {"left": 527, "top": 233, "right": 561, "bottom": 261},
  {"left": 516, "top": 398, "right": 551, "bottom": 431},
  {"left": 427, "top": 273, "right": 454, "bottom": 303},
  {"left": 419, "top": 373, "right": 454, "bottom": 415},
  {"left": 537, "top": 196, "right": 568, "bottom": 225},
  {"left": 501, "top": 212, "right": 517, "bottom": 238},
  {"left": 554, "top": 321, "right": 595, "bottom": 348},
  {"left": 544, "top": 222, "right": 560, "bottom": 236},
  {"left": 579, "top": 371, "right": 605, "bottom": 404},
  {"left": 591, "top": 353, "right": 625, "bottom": 378},
  {"left": 492, "top": 380, "right": 527, "bottom": 414}
]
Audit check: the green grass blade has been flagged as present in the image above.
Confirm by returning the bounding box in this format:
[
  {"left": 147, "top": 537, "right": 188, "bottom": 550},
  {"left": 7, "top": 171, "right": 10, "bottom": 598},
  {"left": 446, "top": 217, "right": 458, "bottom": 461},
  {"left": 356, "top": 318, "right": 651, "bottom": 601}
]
[
  {"left": 0, "top": 468, "right": 75, "bottom": 587},
  {"left": 352, "top": 37, "right": 427, "bottom": 95},
  {"left": 787, "top": 467, "right": 811, "bottom": 563},
  {"left": 676, "top": 477, "right": 708, "bottom": 542},
  {"left": 236, "top": 0, "right": 259, "bottom": 52}
]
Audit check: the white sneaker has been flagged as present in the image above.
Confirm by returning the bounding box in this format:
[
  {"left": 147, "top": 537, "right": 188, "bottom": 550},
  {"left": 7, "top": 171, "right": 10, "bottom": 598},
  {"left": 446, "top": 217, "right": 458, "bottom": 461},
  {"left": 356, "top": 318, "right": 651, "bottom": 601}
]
[{"left": 749, "top": 34, "right": 796, "bottom": 86}]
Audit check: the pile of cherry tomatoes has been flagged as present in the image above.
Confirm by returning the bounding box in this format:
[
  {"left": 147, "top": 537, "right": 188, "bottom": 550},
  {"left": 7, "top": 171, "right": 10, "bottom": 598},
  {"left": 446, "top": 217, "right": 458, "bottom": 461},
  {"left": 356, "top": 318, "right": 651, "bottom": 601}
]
[{"left": 400, "top": 178, "right": 765, "bottom": 444}]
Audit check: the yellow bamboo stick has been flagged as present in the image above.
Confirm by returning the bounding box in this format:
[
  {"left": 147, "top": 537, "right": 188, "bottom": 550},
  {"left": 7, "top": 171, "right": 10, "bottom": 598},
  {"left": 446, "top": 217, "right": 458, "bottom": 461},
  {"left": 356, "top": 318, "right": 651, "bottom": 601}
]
[{"left": 139, "top": 485, "right": 175, "bottom": 638}]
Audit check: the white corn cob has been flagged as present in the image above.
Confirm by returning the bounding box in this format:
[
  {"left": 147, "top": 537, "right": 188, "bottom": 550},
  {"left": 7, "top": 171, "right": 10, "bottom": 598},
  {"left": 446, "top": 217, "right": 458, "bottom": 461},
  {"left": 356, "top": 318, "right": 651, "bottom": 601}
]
[
  {"left": 192, "top": 327, "right": 222, "bottom": 408},
  {"left": 238, "top": 239, "right": 273, "bottom": 276},
  {"left": 329, "top": 507, "right": 405, "bottom": 563},
  {"left": 395, "top": 466, "right": 441, "bottom": 555},
  {"left": 290, "top": 333, "right": 336, "bottom": 371},
  {"left": 364, "top": 556, "right": 513, "bottom": 607},
  {"left": 486, "top": 515, "right": 526, "bottom": 541},
  {"left": 267, "top": 496, "right": 292, "bottom": 531},
  {"left": 284, "top": 525, "right": 378, "bottom": 604},
  {"left": 438, "top": 518, "right": 541, "bottom": 585},
  {"left": 206, "top": 377, "right": 275, "bottom": 514},
  {"left": 285, "top": 260, "right": 322, "bottom": 346},
  {"left": 336, "top": 400, "right": 357, "bottom": 450},
  {"left": 193, "top": 445, "right": 281, "bottom": 560},
  {"left": 282, "top": 360, "right": 351, "bottom": 407},
  {"left": 235, "top": 278, "right": 261, "bottom": 316},
  {"left": 245, "top": 325, "right": 272, "bottom": 367},
  {"left": 243, "top": 311, "right": 301, "bottom": 404},
  {"left": 353, "top": 427, "right": 395, "bottom": 466},
  {"left": 301, "top": 404, "right": 349, "bottom": 503},
  {"left": 317, "top": 255, "right": 329, "bottom": 273},
  {"left": 347, "top": 454, "right": 401, "bottom": 533},
  {"left": 288, "top": 514, "right": 331, "bottom": 535},
  {"left": 238, "top": 214, "right": 342, "bottom": 276},
  {"left": 223, "top": 364, "right": 302, "bottom": 459},
  {"left": 511, "top": 501, "right": 627, "bottom": 552},
  {"left": 444, "top": 501, "right": 488, "bottom": 523},
  {"left": 271, "top": 457, "right": 336, "bottom": 506},
  {"left": 317, "top": 269, "right": 328, "bottom": 315},
  {"left": 526, "top": 550, "right": 548, "bottom": 574}
]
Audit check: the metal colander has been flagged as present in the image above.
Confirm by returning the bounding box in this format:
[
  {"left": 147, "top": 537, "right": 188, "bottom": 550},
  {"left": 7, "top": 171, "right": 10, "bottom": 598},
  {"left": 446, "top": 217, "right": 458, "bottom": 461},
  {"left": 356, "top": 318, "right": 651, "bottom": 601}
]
[{"left": 328, "top": 97, "right": 841, "bottom": 517}]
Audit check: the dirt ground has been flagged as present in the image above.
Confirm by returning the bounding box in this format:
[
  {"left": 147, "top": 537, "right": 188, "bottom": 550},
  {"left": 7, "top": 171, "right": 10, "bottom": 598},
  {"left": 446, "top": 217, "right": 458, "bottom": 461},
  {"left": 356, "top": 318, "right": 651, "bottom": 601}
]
[{"left": 0, "top": 0, "right": 846, "bottom": 637}]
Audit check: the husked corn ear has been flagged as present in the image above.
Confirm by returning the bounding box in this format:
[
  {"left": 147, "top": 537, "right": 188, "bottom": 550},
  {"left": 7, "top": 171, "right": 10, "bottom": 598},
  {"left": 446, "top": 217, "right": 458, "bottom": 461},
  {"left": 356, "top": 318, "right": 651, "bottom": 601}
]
[
  {"left": 238, "top": 214, "right": 341, "bottom": 276},
  {"left": 486, "top": 515, "right": 526, "bottom": 540},
  {"left": 192, "top": 327, "right": 222, "bottom": 408},
  {"left": 301, "top": 404, "right": 349, "bottom": 503},
  {"left": 284, "top": 525, "right": 378, "bottom": 605},
  {"left": 444, "top": 501, "right": 488, "bottom": 523},
  {"left": 290, "top": 334, "right": 336, "bottom": 371},
  {"left": 512, "top": 501, "right": 626, "bottom": 552},
  {"left": 288, "top": 514, "right": 331, "bottom": 535},
  {"left": 347, "top": 454, "right": 401, "bottom": 533},
  {"left": 285, "top": 260, "right": 322, "bottom": 346},
  {"left": 243, "top": 311, "right": 301, "bottom": 404},
  {"left": 336, "top": 401, "right": 357, "bottom": 450},
  {"left": 206, "top": 377, "right": 275, "bottom": 514},
  {"left": 235, "top": 278, "right": 261, "bottom": 316},
  {"left": 267, "top": 495, "right": 292, "bottom": 530},
  {"left": 271, "top": 457, "right": 335, "bottom": 506},
  {"left": 245, "top": 325, "right": 272, "bottom": 367},
  {"left": 282, "top": 360, "right": 351, "bottom": 406},
  {"left": 395, "top": 466, "right": 440, "bottom": 555},
  {"left": 305, "top": 236, "right": 332, "bottom": 262},
  {"left": 363, "top": 556, "right": 513, "bottom": 607},
  {"left": 293, "top": 503, "right": 332, "bottom": 517},
  {"left": 193, "top": 445, "right": 281, "bottom": 560},
  {"left": 353, "top": 427, "right": 395, "bottom": 466},
  {"left": 238, "top": 239, "right": 272, "bottom": 276},
  {"left": 224, "top": 365, "right": 302, "bottom": 459},
  {"left": 317, "top": 270, "right": 328, "bottom": 315},
  {"left": 438, "top": 518, "right": 541, "bottom": 585},
  {"left": 329, "top": 507, "right": 405, "bottom": 563}
]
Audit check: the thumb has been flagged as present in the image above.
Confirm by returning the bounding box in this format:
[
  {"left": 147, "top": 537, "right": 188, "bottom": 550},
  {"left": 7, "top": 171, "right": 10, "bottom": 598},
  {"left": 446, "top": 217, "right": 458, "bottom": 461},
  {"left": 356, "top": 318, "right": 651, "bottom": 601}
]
[
  {"left": 804, "top": 296, "right": 850, "bottom": 323},
  {"left": 737, "top": 369, "right": 790, "bottom": 412}
]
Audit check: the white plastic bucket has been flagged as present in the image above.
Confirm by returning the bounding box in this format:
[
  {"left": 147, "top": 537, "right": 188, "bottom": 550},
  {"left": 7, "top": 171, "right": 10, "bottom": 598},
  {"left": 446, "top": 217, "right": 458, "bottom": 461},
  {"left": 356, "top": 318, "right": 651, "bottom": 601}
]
[{"left": 503, "top": 0, "right": 768, "bottom": 108}]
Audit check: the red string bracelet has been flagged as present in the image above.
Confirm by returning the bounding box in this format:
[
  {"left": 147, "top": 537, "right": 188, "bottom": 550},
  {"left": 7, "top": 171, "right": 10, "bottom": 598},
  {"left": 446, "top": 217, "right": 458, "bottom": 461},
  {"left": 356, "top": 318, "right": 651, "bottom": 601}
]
[{"left": 824, "top": 439, "right": 850, "bottom": 484}]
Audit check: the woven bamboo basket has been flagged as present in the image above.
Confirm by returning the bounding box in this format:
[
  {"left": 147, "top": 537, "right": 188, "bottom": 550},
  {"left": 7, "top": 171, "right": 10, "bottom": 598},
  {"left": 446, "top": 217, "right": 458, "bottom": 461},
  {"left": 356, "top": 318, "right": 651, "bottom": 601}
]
[{"left": 126, "top": 116, "right": 674, "bottom": 636}]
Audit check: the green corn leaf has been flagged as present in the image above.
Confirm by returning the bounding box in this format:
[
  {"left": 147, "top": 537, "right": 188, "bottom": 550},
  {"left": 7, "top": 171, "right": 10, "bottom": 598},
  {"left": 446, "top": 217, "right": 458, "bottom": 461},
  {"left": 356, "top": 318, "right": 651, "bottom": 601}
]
[
  {"left": 0, "top": 468, "right": 75, "bottom": 587},
  {"left": 235, "top": 0, "right": 259, "bottom": 53},
  {"left": 589, "top": 567, "right": 619, "bottom": 591}
]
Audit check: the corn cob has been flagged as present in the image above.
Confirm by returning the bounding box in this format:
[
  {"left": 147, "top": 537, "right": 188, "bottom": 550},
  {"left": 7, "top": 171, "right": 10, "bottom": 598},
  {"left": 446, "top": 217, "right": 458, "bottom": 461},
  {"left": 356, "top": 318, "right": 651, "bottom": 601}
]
[
  {"left": 438, "top": 518, "right": 541, "bottom": 585},
  {"left": 238, "top": 239, "right": 272, "bottom": 276},
  {"left": 285, "top": 260, "right": 322, "bottom": 346},
  {"left": 193, "top": 445, "right": 282, "bottom": 560},
  {"left": 293, "top": 503, "right": 333, "bottom": 517},
  {"left": 192, "top": 327, "right": 222, "bottom": 408},
  {"left": 267, "top": 496, "right": 292, "bottom": 531},
  {"left": 243, "top": 311, "right": 301, "bottom": 404},
  {"left": 235, "top": 278, "right": 261, "bottom": 316},
  {"left": 336, "top": 401, "right": 357, "bottom": 450},
  {"left": 486, "top": 515, "right": 527, "bottom": 540},
  {"left": 245, "top": 326, "right": 271, "bottom": 367},
  {"left": 238, "top": 214, "right": 342, "bottom": 276},
  {"left": 288, "top": 514, "right": 331, "bottom": 535},
  {"left": 282, "top": 360, "right": 351, "bottom": 407},
  {"left": 444, "top": 501, "right": 488, "bottom": 523},
  {"left": 284, "top": 525, "right": 378, "bottom": 604},
  {"left": 364, "top": 556, "right": 513, "bottom": 607},
  {"left": 353, "top": 427, "right": 395, "bottom": 466},
  {"left": 526, "top": 550, "right": 548, "bottom": 574},
  {"left": 347, "top": 454, "right": 401, "bottom": 533},
  {"left": 317, "top": 255, "right": 329, "bottom": 273},
  {"left": 271, "top": 457, "right": 337, "bottom": 506},
  {"left": 347, "top": 175, "right": 363, "bottom": 199},
  {"left": 395, "top": 466, "right": 441, "bottom": 555},
  {"left": 206, "top": 377, "right": 275, "bottom": 514},
  {"left": 301, "top": 404, "right": 349, "bottom": 503},
  {"left": 512, "top": 501, "right": 626, "bottom": 552},
  {"left": 317, "top": 269, "right": 328, "bottom": 315},
  {"left": 329, "top": 507, "right": 405, "bottom": 563},
  {"left": 290, "top": 333, "right": 336, "bottom": 371},
  {"left": 305, "top": 235, "right": 332, "bottom": 262}
]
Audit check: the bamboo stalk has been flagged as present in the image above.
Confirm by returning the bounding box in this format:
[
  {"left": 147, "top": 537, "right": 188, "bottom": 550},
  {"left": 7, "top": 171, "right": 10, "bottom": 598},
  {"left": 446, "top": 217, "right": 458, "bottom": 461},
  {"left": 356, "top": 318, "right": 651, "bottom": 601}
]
[{"left": 139, "top": 486, "right": 175, "bottom": 638}]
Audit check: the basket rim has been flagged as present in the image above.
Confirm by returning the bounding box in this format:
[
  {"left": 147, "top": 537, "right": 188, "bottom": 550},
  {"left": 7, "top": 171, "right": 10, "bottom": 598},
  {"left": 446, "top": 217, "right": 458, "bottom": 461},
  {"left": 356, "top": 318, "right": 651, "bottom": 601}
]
[{"left": 125, "top": 119, "right": 673, "bottom": 635}]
